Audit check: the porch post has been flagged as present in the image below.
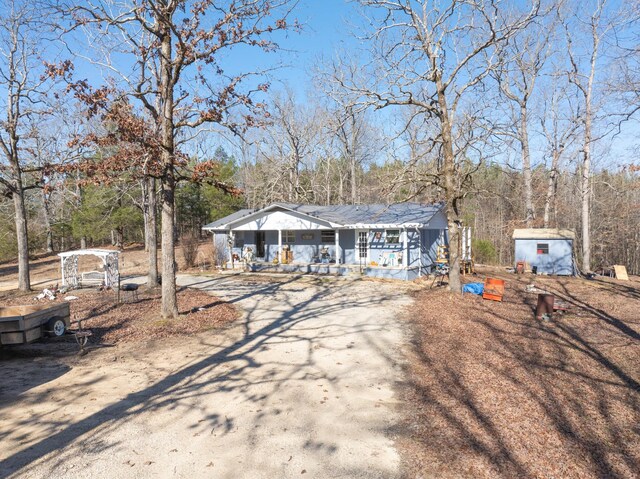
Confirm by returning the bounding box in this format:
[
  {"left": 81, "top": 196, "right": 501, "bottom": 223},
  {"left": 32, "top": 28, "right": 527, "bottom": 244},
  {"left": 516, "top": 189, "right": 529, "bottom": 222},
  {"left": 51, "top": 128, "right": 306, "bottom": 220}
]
[
  {"left": 278, "top": 229, "right": 282, "bottom": 263},
  {"left": 60, "top": 256, "right": 65, "bottom": 286},
  {"left": 335, "top": 229, "right": 340, "bottom": 265},
  {"left": 228, "top": 230, "right": 234, "bottom": 265},
  {"left": 403, "top": 227, "right": 409, "bottom": 269}
]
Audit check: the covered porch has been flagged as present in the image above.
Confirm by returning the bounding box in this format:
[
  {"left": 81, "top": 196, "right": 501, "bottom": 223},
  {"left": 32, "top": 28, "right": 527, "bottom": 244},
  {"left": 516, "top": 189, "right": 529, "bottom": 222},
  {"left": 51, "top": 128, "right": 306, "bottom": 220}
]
[{"left": 203, "top": 202, "right": 447, "bottom": 281}]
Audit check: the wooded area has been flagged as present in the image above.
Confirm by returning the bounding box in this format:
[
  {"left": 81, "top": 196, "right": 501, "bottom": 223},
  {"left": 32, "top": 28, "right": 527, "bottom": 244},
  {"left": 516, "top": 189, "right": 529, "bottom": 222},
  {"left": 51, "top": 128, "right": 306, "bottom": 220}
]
[{"left": 1, "top": 1, "right": 639, "bottom": 315}]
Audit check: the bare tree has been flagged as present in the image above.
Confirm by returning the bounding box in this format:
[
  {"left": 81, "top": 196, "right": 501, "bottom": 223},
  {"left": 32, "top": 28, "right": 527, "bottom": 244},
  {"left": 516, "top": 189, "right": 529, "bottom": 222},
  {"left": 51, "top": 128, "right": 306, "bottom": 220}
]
[
  {"left": 494, "top": 20, "right": 552, "bottom": 226},
  {"left": 335, "top": 0, "right": 540, "bottom": 291},
  {"left": 58, "top": 0, "right": 298, "bottom": 318},
  {"left": 267, "top": 92, "right": 316, "bottom": 202},
  {"left": 562, "top": 0, "right": 612, "bottom": 272},
  {"left": 539, "top": 78, "right": 580, "bottom": 228},
  {"left": 0, "top": 1, "right": 51, "bottom": 291}
]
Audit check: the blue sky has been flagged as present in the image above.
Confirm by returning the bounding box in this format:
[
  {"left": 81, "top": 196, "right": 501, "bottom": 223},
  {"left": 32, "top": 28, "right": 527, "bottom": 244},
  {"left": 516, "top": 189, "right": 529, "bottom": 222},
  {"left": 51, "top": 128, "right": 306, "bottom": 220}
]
[
  {"left": 217, "top": 0, "right": 360, "bottom": 98},
  {"left": 59, "top": 0, "right": 638, "bottom": 167}
]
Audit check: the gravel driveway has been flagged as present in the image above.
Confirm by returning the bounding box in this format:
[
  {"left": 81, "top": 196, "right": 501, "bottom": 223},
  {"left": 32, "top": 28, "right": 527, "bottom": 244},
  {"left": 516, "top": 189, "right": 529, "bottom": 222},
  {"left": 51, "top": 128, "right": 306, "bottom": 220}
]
[{"left": 0, "top": 274, "right": 412, "bottom": 479}]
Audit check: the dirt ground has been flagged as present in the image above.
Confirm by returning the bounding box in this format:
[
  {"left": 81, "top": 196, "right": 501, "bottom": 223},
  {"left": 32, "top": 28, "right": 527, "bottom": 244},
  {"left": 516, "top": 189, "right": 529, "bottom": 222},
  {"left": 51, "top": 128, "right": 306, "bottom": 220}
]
[
  {"left": 2, "top": 252, "right": 639, "bottom": 478},
  {"left": 0, "top": 274, "right": 414, "bottom": 478},
  {"left": 0, "top": 286, "right": 238, "bottom": 346},
  {"left": 0, "top": 242, "right": 214, "bottom": 292},
  {"left": 398, "top": 267, "right": 640, "bottom": 479}
]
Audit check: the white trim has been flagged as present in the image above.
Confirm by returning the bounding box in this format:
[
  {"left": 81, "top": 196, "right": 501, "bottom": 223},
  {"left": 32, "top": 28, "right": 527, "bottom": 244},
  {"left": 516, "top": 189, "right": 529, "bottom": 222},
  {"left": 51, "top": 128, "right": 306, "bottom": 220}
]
[
  {"left": 416, "top": 227, "right": 423, "bottom": 277},
  {"left": 335, "top": 229, "right": 340, "bottom": 265},
  {"left": 58, "top": 249, "right": 119, "bottom": 257},
  {"left": 277, "top": 229, "right": 282, "bottom": 262},
  {"left": 403, "top": 227, "right": 409, "bottom": 270},
  {"left": 347, "top": 223, "right": 423, "bottom": 229},
  {"left": 357, "top": 229, "right": 369, "bottom": 264},
  {"left": 225, "top": 204, "right": 343, "bottom": 230}
]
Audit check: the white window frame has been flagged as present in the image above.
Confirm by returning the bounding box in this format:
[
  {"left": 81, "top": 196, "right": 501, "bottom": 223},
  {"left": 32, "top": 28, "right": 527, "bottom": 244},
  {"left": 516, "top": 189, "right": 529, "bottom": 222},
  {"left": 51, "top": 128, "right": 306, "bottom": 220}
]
[
  {"left": 385, "top": 229, "right": 400, "bottom": 245},
  {"left": 357, "top": 230, "right": 369, "bottom": 261},
  {"left": 283, "top": 230, "right": 295, "bottom": 244}
]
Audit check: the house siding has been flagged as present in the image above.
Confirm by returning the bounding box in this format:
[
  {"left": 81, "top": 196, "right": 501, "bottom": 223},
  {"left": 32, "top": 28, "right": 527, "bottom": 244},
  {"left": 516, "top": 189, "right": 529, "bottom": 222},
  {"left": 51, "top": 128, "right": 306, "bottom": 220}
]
[
  {"left": 514, "top": 238, "right": 574, "bottom": 275},
  {"left": 420, "top": 228, "right": 446, "bottom": 273},
  {"left": 367, "top": 229, "right": 405, "bottom": 265},
  {"left": 206, "top": 203, "right": 449, "bottom": 281},
  {"left": 340, "top": 229, "right": 356, "bottom": 264}
]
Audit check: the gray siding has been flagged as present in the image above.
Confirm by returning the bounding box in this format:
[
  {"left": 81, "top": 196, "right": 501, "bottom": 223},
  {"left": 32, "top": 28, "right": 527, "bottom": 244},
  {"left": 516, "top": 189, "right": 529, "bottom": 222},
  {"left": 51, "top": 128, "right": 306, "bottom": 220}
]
[
  {"left": 420, "top": 228, "right": 446, "bottom": 273},
  {"left": 265, "top": 230, "right": 279, "bottom": 261},
  {"left": 514, "top": 239, "right": 574, "bottom": 275},
  {"left": 339, "top": 229, "right": 356, "bottom": 264},
  {"left": 291, "top": 230, "right": 320, "bottom": 262},
  {"left": 407, "top": 229, "right": 420, "bottom": 268},
  {"left": 367, "top": 229, "right": 405, "bottom": 265}
]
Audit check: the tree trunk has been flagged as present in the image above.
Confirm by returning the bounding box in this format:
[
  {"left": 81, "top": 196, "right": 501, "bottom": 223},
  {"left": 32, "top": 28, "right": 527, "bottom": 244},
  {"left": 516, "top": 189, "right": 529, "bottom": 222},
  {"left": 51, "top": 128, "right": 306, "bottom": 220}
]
[
  {"left": 582, "top": 116, "right": 592, "bottom": 272},
  {"left": 146, "top": 177, "right": 158, "bottom": 288},
  {"left": 12, "top": 185, "right": 30, "bottom": 292},
  {"left": 521, "top": 106, "right": 534, "bottom": 226},
  {"left": 42, "top": 190, "right": 54, "bottom": 253},
  {"left": 543, "top": 149, "right": 560, "bottom": 228},
  {"left": 350, "top": 156, "right": 357, "bottom": 205},
  {"left": 436, "top": 81, "right": 461, "bottom": 293},
  {"left": 159, "top": 24, "right": 178, "bottom": 319},
  {"left": 142, "top": 179, "right": 150, "bottom": 252}
]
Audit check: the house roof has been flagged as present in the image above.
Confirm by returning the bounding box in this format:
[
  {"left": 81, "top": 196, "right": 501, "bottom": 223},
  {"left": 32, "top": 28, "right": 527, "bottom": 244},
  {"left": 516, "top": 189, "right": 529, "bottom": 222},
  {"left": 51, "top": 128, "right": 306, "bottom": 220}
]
[
  {"left": 202, "top": 202, "right": 445, "bottom": 231},
  {"left": 512, "top": 228, "right": 576, "bottom": 240}
]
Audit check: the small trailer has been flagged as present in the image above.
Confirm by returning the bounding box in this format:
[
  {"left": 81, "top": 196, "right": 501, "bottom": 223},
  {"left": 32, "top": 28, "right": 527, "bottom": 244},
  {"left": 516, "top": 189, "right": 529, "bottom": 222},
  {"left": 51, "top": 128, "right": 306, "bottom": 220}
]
[{"left": 0, "top": 303, "right": 70, "bottom": 345}]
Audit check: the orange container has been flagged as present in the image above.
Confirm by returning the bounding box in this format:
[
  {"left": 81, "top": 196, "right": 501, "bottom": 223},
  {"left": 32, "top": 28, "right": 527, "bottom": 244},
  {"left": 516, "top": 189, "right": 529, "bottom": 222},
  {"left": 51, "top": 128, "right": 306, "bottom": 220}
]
[{"left": 483, "top": 278, "right": 505, "bottom": 302}]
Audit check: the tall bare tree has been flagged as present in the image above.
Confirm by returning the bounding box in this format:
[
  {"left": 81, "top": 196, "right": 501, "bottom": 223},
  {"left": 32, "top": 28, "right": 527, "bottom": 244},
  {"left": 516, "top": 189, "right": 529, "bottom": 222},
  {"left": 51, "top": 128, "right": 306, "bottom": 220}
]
[
  {"left": 562, "top": 0, "right": 612, "bottom": 272},
  {"left": 59, "top": 0, "right": 298, "bottom": 318},
  {"left": 495, "top": 21, "right": 552, "bottom": 226},
  {"left": 540, "top": 78, "right": 580, "bottom": 228},
  {"left": 0, "top": 1, "right": 50, "bottom": 291},
  {"left": 335, "top": 0, "right": 540, "bottom": 291}
]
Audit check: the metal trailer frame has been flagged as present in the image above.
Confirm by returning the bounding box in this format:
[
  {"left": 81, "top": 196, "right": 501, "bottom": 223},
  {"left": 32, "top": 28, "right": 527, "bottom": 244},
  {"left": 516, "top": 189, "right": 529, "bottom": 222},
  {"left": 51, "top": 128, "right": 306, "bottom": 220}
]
[{"left": 0, "top": 303, "right": 71, "bottom": 345}]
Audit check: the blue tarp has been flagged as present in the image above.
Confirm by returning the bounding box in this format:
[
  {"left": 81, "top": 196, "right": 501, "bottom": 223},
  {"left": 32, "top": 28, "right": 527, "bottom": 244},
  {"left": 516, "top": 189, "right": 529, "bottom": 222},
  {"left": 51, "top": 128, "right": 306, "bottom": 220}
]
[{"left": 462, "top": 282, "right": 484, "bottom": 295}]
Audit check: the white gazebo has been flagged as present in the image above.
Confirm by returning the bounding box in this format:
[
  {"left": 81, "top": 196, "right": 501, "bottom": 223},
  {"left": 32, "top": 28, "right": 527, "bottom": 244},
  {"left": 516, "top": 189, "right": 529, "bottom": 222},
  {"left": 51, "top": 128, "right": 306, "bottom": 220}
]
[{"left": 58, "top": 249, "right": 120, "bottom": 289}]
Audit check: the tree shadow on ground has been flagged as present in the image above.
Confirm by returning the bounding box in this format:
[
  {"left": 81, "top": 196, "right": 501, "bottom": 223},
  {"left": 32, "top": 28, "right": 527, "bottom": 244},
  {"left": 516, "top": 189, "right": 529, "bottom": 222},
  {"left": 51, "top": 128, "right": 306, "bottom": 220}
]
[
  {"left": 1, "top": 275, "right": 402, "bottom": 477},
  {"left": 397, "top": 277, "right": 640, "bottom": 478}
]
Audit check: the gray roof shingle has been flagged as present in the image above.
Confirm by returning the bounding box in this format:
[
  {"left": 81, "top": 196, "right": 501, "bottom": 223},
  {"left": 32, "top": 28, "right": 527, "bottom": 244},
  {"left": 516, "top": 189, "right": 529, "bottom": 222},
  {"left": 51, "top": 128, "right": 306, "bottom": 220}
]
[{"left": 202, "top": 202, "right": 444, "bottom": 230}]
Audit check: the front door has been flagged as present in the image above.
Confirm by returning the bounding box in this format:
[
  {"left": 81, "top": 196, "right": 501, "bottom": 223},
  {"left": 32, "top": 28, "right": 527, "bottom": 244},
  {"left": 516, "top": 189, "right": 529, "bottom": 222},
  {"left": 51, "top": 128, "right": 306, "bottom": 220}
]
[
  {"left": 255, "top": 231, "right": 266, "bottom": 258},
  {"left": 357, "top": 230, "right": 369, "bottom": 263}
]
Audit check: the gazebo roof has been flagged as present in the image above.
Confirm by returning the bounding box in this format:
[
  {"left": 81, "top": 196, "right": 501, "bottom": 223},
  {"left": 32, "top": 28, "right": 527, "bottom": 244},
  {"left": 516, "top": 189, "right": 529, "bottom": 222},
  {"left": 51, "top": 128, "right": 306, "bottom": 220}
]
[{"left": 58, "top": 249, "right": 120, "bottom": 258}]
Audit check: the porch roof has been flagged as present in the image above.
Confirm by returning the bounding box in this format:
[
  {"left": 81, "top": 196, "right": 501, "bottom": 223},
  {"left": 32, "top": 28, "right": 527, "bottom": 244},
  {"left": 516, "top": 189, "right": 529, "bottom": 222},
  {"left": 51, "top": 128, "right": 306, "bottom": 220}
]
[{"left": 203, "top": 202, "right": 445, "bottom": 232}]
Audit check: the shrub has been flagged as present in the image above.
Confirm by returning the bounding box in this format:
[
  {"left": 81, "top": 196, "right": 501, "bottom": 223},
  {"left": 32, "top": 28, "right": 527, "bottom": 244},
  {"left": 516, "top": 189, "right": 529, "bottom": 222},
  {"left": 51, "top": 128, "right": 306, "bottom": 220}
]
[
  {"left": 181, "top": 233, "right": 200, "bottom": 268},
  {"left": 473, "top": 238, "right": 497, "bottom": 265}
]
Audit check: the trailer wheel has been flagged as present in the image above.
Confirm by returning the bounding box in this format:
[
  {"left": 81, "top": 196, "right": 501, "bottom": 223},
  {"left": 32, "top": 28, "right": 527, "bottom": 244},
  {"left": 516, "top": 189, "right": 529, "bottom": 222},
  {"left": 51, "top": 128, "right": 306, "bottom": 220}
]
[{"left": 47, "top": 317, "right": 66, "bottom": 337}]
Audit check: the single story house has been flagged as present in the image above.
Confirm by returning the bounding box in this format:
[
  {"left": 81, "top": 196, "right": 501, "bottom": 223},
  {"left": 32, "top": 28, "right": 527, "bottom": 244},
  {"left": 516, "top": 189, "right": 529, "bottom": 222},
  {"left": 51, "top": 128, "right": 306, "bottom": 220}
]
[
  {"left": 512, "top": 228, "right": 576, "bottom": 275},
  {"left": 202, "top": 202, "right": 449, "bottom": 280}
]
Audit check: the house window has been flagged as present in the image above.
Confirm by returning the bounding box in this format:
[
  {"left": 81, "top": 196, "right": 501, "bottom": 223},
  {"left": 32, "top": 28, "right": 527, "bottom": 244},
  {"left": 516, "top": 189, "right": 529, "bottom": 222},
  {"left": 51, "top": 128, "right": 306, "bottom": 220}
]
[
  {"left": 537, "top": 243, "right": 549, "bottom": 255},
  {"left": 358, "top": 231, "right": 368, "bottom": 259},
  {"left": 321, "top": 230, "right": 335, "bottom": 243},
  {"left": 385, "top": 229, "right": 400, "bottom": 244},
  {"left": 283, "top": 230, "right": 295, "bottom": 243},
  {"left": 232, "top": 233, "right": 244, "bottom": 248}
]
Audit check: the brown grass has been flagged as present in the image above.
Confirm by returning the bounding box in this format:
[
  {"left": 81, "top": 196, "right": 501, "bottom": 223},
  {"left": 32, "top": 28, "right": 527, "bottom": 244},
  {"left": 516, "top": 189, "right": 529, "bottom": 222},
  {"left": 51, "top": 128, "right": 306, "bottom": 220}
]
[
  {"left": 398, "top": 268, "right": 640, "bottom": 479},
  {"left": 0, "top": 286, "right": 239, "bottom": 345}
]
